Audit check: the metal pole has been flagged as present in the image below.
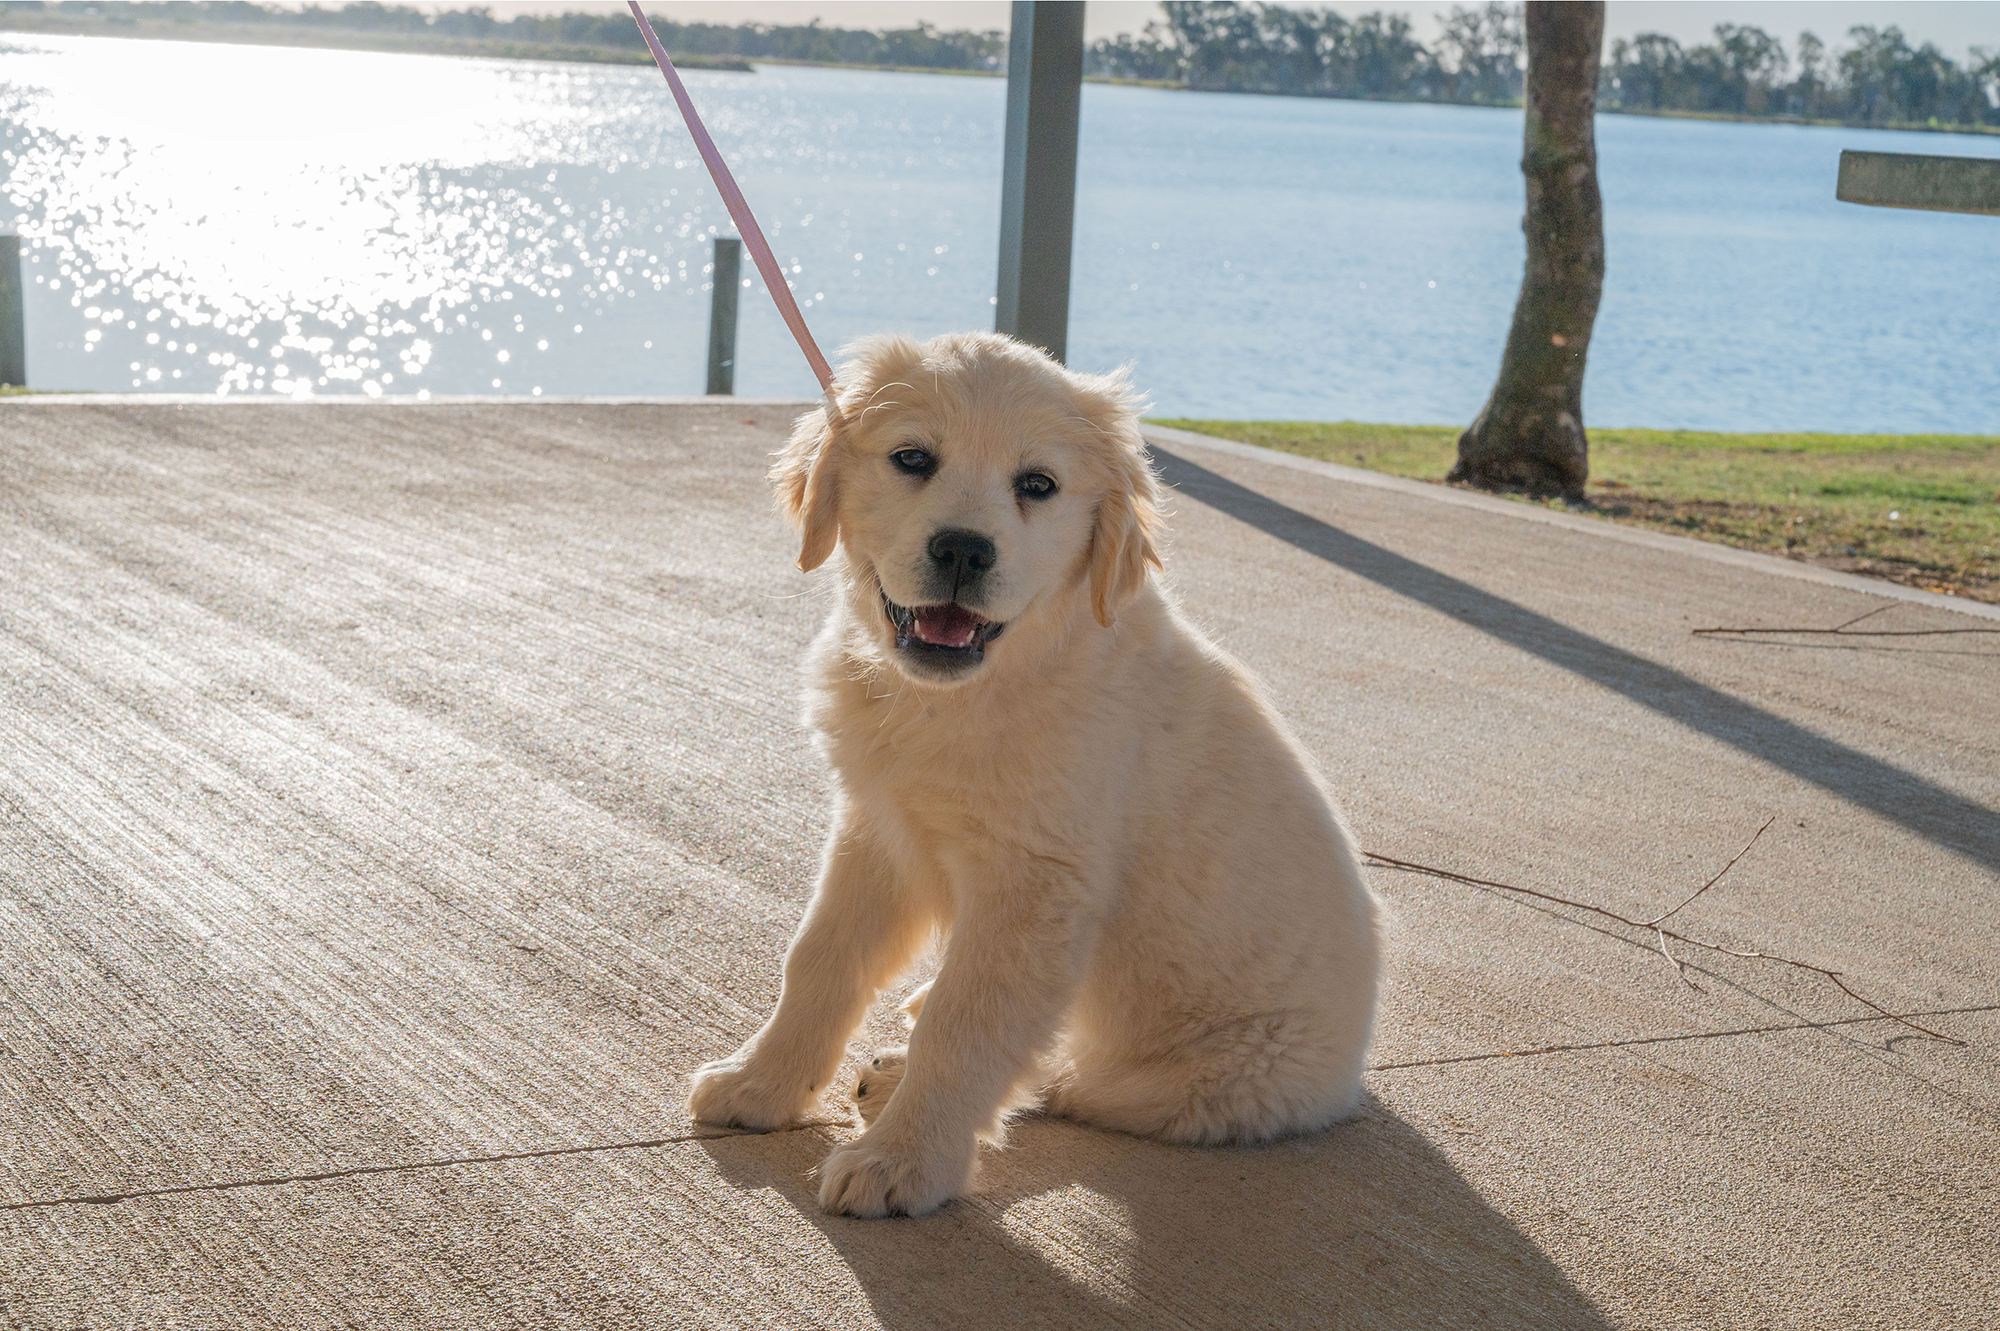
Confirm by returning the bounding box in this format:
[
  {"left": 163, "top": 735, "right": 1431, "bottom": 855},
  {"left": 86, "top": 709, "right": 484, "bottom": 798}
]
[
  {"left": 995, "top": 1, "right": 1084, "bottom": 363},
  {"left": 0, "top": 236, "right": 24, "bottom": 389},
  {"left": 706, "top": 236, "right": 741, "bottom": 395}
]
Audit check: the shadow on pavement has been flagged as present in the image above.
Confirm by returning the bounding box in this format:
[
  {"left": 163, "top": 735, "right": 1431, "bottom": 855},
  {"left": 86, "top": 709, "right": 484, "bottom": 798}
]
[
  {"left": 701, "top": 1095, "right": 1612, "bottom": 1329},
  {"left": 1149, "top": 446, "right": 2000, "bottom": 878}
]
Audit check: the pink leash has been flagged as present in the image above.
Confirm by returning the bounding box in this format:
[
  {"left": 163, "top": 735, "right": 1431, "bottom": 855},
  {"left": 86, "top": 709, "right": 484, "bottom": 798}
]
[{"left": 627, "top": 2, "right": 844, "bottom": 424}]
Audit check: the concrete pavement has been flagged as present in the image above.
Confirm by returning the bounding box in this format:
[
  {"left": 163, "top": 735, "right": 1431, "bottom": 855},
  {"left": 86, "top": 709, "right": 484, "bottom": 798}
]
[{"left": 1, "top": 400, "right": 1993, "bottom": 1328}]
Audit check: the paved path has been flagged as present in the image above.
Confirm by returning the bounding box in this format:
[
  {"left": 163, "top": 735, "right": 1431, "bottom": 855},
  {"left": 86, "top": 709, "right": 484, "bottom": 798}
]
[{"left": 2, "top": 400, "right": 1993, "bottom": 1329}]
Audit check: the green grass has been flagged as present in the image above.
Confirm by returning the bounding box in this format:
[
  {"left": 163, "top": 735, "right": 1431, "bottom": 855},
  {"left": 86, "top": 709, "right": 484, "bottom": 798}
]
[{"left": 1151, "top": 420, "right": 2000, "bottom": 604}]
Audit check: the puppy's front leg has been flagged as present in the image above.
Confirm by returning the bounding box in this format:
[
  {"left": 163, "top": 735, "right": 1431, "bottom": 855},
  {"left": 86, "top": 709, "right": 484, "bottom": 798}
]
[
  {"left": 688, "top": 822, "right": 926, "bottom": 1130},
  {"left": 818, "top": 868, "right": 1089, "bottom": 1217}
]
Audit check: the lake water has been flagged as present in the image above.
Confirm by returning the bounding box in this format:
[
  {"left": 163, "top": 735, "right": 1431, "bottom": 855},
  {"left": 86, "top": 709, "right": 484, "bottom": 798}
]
[{"left": 4, "top": 33, "right": 1998, "bottom": 432}]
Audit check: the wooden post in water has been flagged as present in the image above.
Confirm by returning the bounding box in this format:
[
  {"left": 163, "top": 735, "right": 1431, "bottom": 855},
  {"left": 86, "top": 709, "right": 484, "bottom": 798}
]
[
  {"left": 995, "top": 1, "right": 1084, "bottom": 364},
  {"left": 707, "top": 236, "right": 741, "bottom": 395},
  {"left": 0, "top": 236, "right": 24, "bottom": 389}
]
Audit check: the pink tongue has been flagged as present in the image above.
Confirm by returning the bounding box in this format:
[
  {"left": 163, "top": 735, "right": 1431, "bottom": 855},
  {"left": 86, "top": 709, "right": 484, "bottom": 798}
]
[{"left": 913, "top": 604, "right": 983, "bottom": 648}]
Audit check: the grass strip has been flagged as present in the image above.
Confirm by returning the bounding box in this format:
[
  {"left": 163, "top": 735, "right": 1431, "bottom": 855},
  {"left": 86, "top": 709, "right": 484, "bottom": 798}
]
[{"left": 1151, "top": 420, "right": 2000, "bottom": 605}]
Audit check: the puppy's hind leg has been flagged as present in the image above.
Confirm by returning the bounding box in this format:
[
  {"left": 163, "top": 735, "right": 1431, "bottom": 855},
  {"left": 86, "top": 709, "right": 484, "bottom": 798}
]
[
  {"left": 848, "top": 974, "right": 936, "bottom": 1124},
  {"left": 856, "top": 1049, "right": 1050, "bottom": 1127},
  {"left": 845, "top": 970, "right": 944, "bottom": 1123},
  {"left": 1050, "top": 1016, "right": 1368, "bottom": 1145},
  {"left": 818, "top": 872, "right": 1092, "bottom": 1217},
  {"left": 852, "top": 1046, "right": 907, "bottom": 1125},
  {"left": 689, "top": 822, "right": 928, "bottom": 1131}
]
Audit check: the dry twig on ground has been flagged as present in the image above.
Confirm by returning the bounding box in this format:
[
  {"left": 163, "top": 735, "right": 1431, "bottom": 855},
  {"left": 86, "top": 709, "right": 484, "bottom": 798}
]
[
  {"left": 1693, "top": 604, "right": 1999, "bottom": 638},
  {"left": 1362, "top": 820, "right": 1964, "bottom": 1045}
]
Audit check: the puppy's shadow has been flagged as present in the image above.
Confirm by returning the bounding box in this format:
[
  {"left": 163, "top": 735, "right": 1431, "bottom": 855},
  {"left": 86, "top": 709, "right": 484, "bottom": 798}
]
[{"left": 700, "top": 1093, "right": 1614, "bottom": 1329}]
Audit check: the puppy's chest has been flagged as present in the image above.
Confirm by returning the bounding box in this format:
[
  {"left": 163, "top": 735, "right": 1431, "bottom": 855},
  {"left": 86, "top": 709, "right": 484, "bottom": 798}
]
[{"left": 821, "top": 689, "right": 1081, "bottom": 830}]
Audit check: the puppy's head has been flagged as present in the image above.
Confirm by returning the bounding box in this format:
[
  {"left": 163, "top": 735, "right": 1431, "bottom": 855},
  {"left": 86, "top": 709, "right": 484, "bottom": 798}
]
[{"left": 771, "top": 331, "right": 1164, "bottom": 687}]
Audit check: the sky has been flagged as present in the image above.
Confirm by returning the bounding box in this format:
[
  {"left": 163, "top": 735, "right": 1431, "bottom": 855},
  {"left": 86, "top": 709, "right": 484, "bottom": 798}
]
[{"left": 355, "top": 2, "right": 2000, "bottom": 60}]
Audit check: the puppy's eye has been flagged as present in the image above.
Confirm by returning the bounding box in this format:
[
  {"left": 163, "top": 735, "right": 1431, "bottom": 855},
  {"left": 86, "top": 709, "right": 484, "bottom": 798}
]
[
  {"left": 1014, "top": 471, "right": 1058, "bottom": 501},
  {"left": 890, "top": 448, "right": 936, "bottom": 477}
]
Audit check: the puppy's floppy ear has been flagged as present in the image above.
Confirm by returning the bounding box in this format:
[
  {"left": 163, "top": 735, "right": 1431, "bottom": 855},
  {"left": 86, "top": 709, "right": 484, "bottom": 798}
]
[
  {"left": 1088, "top": 446, "right": 1165, "bottom": 627},
  {"left": 1079, "top": 374, "right": 1166, "bottom": 628},
  {"left": 770, "top": 404, "right": 844, "bottom": 573},
  {"left": 771, "top": 335, "right": 925, "bottom": 573}
]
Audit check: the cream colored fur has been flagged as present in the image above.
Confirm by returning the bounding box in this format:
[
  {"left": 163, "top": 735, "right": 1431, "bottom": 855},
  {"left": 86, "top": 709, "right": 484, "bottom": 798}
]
[{"left": 687, "top": 331, "right": 1379, "bottom": 1218}]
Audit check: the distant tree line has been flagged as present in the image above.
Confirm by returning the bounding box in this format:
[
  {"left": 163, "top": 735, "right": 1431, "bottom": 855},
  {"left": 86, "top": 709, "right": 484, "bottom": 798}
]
[
  {"left": 1600, "top": 24, "right": 2000, "bottom": 127},
  {"left": 0, "top": 1, "right": 1008, "bottom": 70},
  {"left": 1089, "top": 1, "right": 1527, "bottom": 104},
  {"left": 5, "top": 1, "right": 1996, "bottom": 129},
  {"left": 1093, "top": 3, "right": 1999, "bottom": 128}
]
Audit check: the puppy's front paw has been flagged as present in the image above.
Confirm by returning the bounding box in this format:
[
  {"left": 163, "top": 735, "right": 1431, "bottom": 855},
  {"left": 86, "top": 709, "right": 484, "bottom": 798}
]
[
  {"left": 817, "top": 1128, "right": 973, "bottom": 1218},
  {"left": 687, "top": 1051, "right": 818, "bottom": 1131},
  {"left": 851, "top": 1046, "right": 907, "bottom": 1125}
]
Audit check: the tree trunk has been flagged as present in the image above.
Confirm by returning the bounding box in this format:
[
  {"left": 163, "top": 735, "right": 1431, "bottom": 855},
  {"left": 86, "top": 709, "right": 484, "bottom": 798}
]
[{"left": 1450, "top": 1, "right": 1605, "bottom": 499}]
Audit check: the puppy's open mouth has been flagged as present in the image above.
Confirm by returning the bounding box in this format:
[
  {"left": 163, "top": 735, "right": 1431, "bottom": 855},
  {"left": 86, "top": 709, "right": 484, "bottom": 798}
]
[{"left": 882, "top": 592, "right": 1005, "bottom": 662}]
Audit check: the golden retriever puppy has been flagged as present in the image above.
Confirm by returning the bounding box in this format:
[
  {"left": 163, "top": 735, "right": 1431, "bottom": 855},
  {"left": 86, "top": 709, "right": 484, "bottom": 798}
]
[{"left": 688, "top": 331, "right": 1379, "bottom": 1217}]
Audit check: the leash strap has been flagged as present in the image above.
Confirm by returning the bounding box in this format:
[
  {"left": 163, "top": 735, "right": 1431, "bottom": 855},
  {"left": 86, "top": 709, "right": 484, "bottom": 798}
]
[{"left": 627, "top": 2, "right": 843, "bottom": 420}]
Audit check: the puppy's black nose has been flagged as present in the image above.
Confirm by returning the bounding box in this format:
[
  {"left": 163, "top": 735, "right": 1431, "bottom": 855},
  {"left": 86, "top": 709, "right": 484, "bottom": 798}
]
[{"left": 928, "top": 528, "right": 996, "bottom": 590}]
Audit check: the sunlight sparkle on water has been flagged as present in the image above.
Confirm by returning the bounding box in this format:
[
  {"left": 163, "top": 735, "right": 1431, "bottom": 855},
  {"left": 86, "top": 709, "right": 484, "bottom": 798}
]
[{"left": 2, "top": 33, "right": 866, "bottom": 397}]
